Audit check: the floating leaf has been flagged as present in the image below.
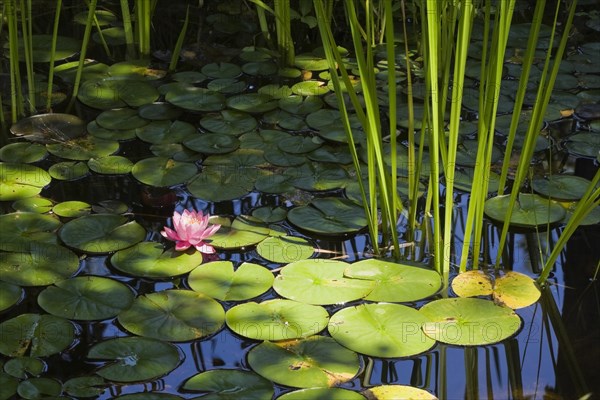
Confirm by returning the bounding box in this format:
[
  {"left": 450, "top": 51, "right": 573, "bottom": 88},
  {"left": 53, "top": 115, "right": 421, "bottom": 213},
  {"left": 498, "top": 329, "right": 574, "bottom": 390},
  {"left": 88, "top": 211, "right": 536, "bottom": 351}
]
[
  {"left": 207, "top": 78, "right": 248, "bottom": 94},
  {"left": 88, "top": 337, "right": 180, "bottom": 382},
  {"left": 256, "top": 236, "right": 314, "bottom": 263},
  {"left": 329, "top": 303, "right": 436, "bottom": 358},
  {"left": 291, "top": 80, "right": 330, "bottom": 96},
  {"left": 484, "top": 194, "right": 566, "bottom": 228},
  {"left": 209, "top": 216, "right": 271, "bottom": 249},
  {"left": 46, "top": 136, "right": 119, "bottom": 161},
  {"left": 182, "top": 369, "right": 273, "bottom": 399},
  {"left": 0, "top": 143, "right": 47, "bottom": 163},
  {"left": 273, "top": 259, "right": 373, "bottom": 305},
  {"left": 184, "top": 133, "right": 240, "bottom": 154},
  {"left": 78, "top": 77, "right": 159, "bottom": 109},
  {"left": 493, "top": 272, "right": 541, "bottom": 309},
  {"left": 138, "top": 102, "right": 183, "bottom": 121},
  {"left": 0, "top": 212, "right": 60, "bottom": 252},
  {"left": 38, "top": 276, "right": 134, "bottom": 320},
  {"left": 532, "top": 175, "right": 594, "bottom": 201},
  {"left": 52, "top": 200, "right": 92, "bottom": 217},
  {"left": 199, "top": 110, "right": 257, "bottom": 135},
  {"left": 242, "top": 61, "right": 278, "bottom": 76},
  {"left": 111, "top": 242, "right": 203, "bottom": 278},
  {"left": 288, "top": 198, "right": 367, "bottom": 235},
  {"left": 3, "top": 357, "right": 45, "bottom": 379},
  {"left": 187, "top": 166, "right": 257, "bottom": 201},
  {"left": 17, "top": 377, "right": 62, "bottom": 399},
  {"left": 48, "top": 161, "right": 89, "bottom": 180},
  {"left": 0, "top": 372, "right": 20, "bottom": 399},
  {"left": 0, "top": 314, "right": 75, "bottom": 357},
  {"left": 227, "top": 93, "right": 279, "bottom": 114},
  {"left": 202, "top": 62, "right": 242, "bottom": 79},
  {"left": 279, "top": 95, "right": 324, "bottom": 115},
  {"left": 0, "top": 163, "right": 52, "bottom": 201},
  {"left": 88, "top": 156, "right": 133, "bottom": 175},
  {"left": 165, "top": 85, "right": 225, "bottom": 112},
  {"left": 96, "top": 108, "right": 149, "bottom": 130},
  {"left": 132, "top": 157, "right": 197, "bottom": 187},
  {"left": 451, "top": 271, "right": 493, "bottom": 298},
  {"left": 7, "top": 34, "right": 79, "bottom": 62},
  {"left": 135, "top": 120, "right": 196, "bottom": 144},
  {"left": 362, "top": 385, "right": 437, "bottom": 399},
  {"left": 564, "top": 132, "right": 600, "bottom": 158},
  {"left": 63, "top": 376, "right": 106, "bottom": 398},
  {"left": 12, "top": 197, "right": 54, "bottom": 213},
  {"left": 87, "top": 120, "right": 137, "bottom": 141},
  {"left": 294, "top": 53, "right": 329, "bottom": 71},
  {"left": 226, "top": 299, "right": 328, "bottom": 340},
  {"left": 0, "top": 282, "right": 23, "bottom": 312},
  {"left": 108, "top": 60, "right": 166, "bottom": 80},
  {"left": 279, "top": 388, "right": 366, "bottom": 400},
  {"left": 188, "top": 261, "right": 274, "bottom": 301},
  {"left": 117, "top": 289, "right": 224, "bottom": 341},
  {"left": 251, "top": 206, "right": 288, "bottom": 223}
]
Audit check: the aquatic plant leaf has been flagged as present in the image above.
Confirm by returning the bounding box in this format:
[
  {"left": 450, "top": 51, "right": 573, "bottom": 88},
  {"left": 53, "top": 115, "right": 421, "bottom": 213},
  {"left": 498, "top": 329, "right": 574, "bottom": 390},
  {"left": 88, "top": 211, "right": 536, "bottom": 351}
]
[
  {"left": 419, "top": 298, "right": 521, "bottom": 346},
  {"left": 563, "top": 132, "right": 600, "bottom": 158},
  {"left": 117, "top": 289, "right": 224, "bottom": 341},
  {"left": 17, "top": 377, "right": 62, "bottom": 399},
  {"left": 132, "top": 157, "right": 197, "bottom": 187},
  {"left": 287, "top": 198, "right": 367, "bottom": 235},
  {"left": 279, "top": 95, "right": 324, "bottom": 115},
  {"left": 226, "top": 299, "right": 328, "bottom": 341},
  {"left": 48, "top": 161, "right": 89, "bottom": 180},
  {"left": 78, "top": 78, "right": 160, "bottom": 109},
  {"left": 279, "top": 387, "right": 366, "bottom": 400},
  {"left": 452, "top": 168, "right": 501, "bottom": 194},
  {"left": 3, "top": 357, "right": 45, "bottom": 379},
  {"left": 74, "top": 9, "right": 117, "bottom": 26},
  {"left": 182, "top": 369, "right": 273, "bottom": 399},
  {"left": 201, "top": 62, "right": 242, "bottom": 79},
  {"left": 0, "top": 371, "right": 18, "bottom": 399},
  {"left": 561, "top": 202, "right": 600, "bottom": 225},
  {"left": 291, "top": 80, "right": 330, "bottom": 96},
  {"left": 251, "top": 206, "right": 287, "bottom": 223},
  {"left": 484, "top": 194, "right": 566, "bottom": 228},
  {"left": 207, "top": 78, "right": 248, "bottom": 94},
  {"left": 362, "top": 385, "right": 437, "bottom": 399},
  {"left": 46, "top": 136, "right": 119, "bottom": 161},
  {"left": 0, "top": 282, "right": 23, "bottom": 312},
  {"left": 138, "top": 102, "right": 183, "bottom": 121},
  {"left": 286, "top": 162, "right": 349, "bottom": 191},
  {"left": 187, "top": 167, "right": 256, "bottom": 201},
  {"left": 172, "top": 71, "right": 207, "bottom": 83},
  {"left": 0, "top": 212, "right": 60, "bottom": 252},
  {"left": 294, "top": 53, "right": 329, "bottom": 71},
  {"left": 108, "top": 60, "right": 166, "bottom": 80},
  {"left": 38, "top": 276, "right": 134, "bottom": 320},
  {"left": 532, "top": 175, "right": 594, "bottom": 201},
  {"left": 493, "top": 272, "right": 541, "bottom": 309},
  {"left": 199, "top": 110, "right": 257, "bottom": 135},
  {"left": 87, "top": 120, "right": 138, "bottom": 141},
  {"left": 184, "top": 133, "right": 240, "bottom": 154},
  {"left": 259, "top": 84, "right": 293, "bottom": 99},
  {"left": 12, "top": 197, "right": 54, "bottom": 213},
  {"left": 111, "top": 242, "right": 203, "bottom": 278},
  {"left": 165, "top": 85, "right": 226, "bottom": 112},
  {"left": 451, "top": 271, "right": 494, "bottom": 298},
  {"left": 114, "top": 394, "right": 182, "bottom": 400},
  {"left": 188, "top": 261, "right": 273, "bottom": 301},
  {"left": 135, "top": 120, "right": 196, "bottom": 144},
  {"left": 96, "top": 108, "right": 149, "bottom": 130},
  {"left": 52, "top": 200, "right": 92, "bottom": 217},
  {"left": 248, "top": 336, "right": 359, "bottom": 388},
  {"left": 257, "top": 236, "right": 314, "bottom": 263},
  {"left": 208, "top": 216, "right": 271, "bottom": 249},
  {"left": 0, "top": 243, "right": 79, "bottom": 286},
  {"left": 6, "top": 34, "right": 79, "bottom": 62},
  {"left": 54, "top": 60, "right": 109, "bottom": 83},
  {"left": 0, "top": 314, "right": 75, "bottom": 357},
  {"left": 88, "top": 337, "right": 180, "bottom": 382},
  {"left": 254, "top": 173, "right": 297, "bottom": 194},
  {"left": 273, "top": 259, "right": 373, "bottom": 305},
  {"left": 344, "top": 259, "right": 442, "bottom": 302},
  {"left": 93, "top": 26, "right": 126, "bottom": 45},
  {"left": 226, "top": 93, "right": 279, "bottom": 114},
  {"left": 328, "top": 303, "right": 436, "bottom": 358},
  {"left": 0, "top": 143, "right": 47, "bottom": 163},
  {"left": 0, "top": 163, "right": 52, "bottom": 201},
  {"left": 88, "top": 156, "right": 133, "bottom": 175},
  {"left": 242, "top": 61, "right": 278, "bottom": 76},
  {"left": 59, "top": 214, "right": 145, "bottom": 254},
  {"left": 63, "top": 376, "right": 106, "bottom": 397}
]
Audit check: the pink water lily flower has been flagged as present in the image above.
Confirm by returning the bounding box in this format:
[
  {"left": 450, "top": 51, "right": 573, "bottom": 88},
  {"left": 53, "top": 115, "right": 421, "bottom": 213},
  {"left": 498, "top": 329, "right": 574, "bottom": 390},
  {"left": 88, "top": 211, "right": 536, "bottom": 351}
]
[{"left": 161, "top": 209, "right": 221, "bottom": 254}]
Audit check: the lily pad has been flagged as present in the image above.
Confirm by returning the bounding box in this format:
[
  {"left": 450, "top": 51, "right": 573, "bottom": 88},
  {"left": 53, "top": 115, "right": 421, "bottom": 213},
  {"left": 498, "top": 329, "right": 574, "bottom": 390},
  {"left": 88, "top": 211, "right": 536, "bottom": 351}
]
[
  {"left": 0, "top": 314, "right": 75, "bottom": 357},
  {"left": 184, "top": 133, "right": 240, "bottom": 154},
  {"left": 188, "top": 261, "right": 274, "bottom": 301},
  {"left": 256, "top": 236, "right": 314, "bottom": 263},
  {"left": 329, "top": 303, "right": 436, "bottom": 358},
  {"left": 248, "top": 336, "right": 359, "bottom": 388},
  {"left": 227, "top": 94, "right": 279, "bottom": 114},
  {"left": 138, "top": 102, "right": 183, "bottom": 121},
  {"left": 362, "top": 385, "right": 437, "bottom": 399},
  {"left": 93, "top": 26, "right": 126, "bottom": 45},
  {"left": 0, "top": 163, "right": 52, "bottom": 201},
  {"left": 96, "top": 108, "right": 150, "bottom": 130},
  {"left": 259, "top": 84, "right": 294, "bottom": 99},
  {"left": 117, "top": 289, "right": 225, "bottom": 341},
  {"left": 52, "top": 200, "right": 92, "bottom": 217},
  {"left": 0, "top": 212, "right": 61, "bottom": 252},
  {"left": 0, "top": 282, "right": 23, "bottom": 312},
  {"left": 291, "top": 81, "right": 330, "bottom": 96},
  {"left": 0, "top": 143, "right": 47, "bottom": 163},
  {"left": 532, "top": 175, "right": 594, "bottom": 201},
  {"left": 563, "top": 132, "right": 600, "bottom": 159},
  {"left": 493, "top": 271, "right": 541, "bottom": 309},
  {"left": 108, "top": 60, "right": 166, "bottom": 80},
  {"left": 88, "top": 337, "right": 180, "bottom": 382},
  {"left": 12, "top": 197, "right": 54, "bottom": 213},
  {"left": 287, "top": 162, "right": 349, "bottom": 191},
  {"left": 279, "top": 96, "right": 324, "bottom": 115},
  {"left": 165, "top": 85, "right": 225, "bottom": 112},
  {"left": 182, "top": 369, "right": 273, "bottom": 399},
  {"left": 0, "top": 243, "right": 79, "bottom": 286},
  {"left": 202, "top": 62, "right": 242, "bottom": 79},
  {"left": 111, "top": 242, "right": 204, "bottom": 278},
  {"left": 17, "top": 377, "right": 62, "bottom": 399},
  {"left": 199, "top": 110, "right": 257, "bottom": 135},
  {"left": 54, "top": 60, "right": 109, "bottom": 83},
  {"left": 48, "top": 161, "right": 89, "bottom": 180},
  {"left": 10, "top": 113, "right": 86, "bottom": 144},
  {"left": 132, "top": 157, "right": 197, "bottom": 187},
  {"left": 78, "top": 77, "right": 160, "bottom": 109},
  {"left": 273, "top": 259, "right": 373, "bottom": 305},
  {"left": 172, "top": 71, "right": 207, "bottom": 84},
  {"left": 88, "top": 156, "right": 133, "bottom": 175},
  {"left": 38, "top": 276, "right": 134, "bottom": 320},
  {"left": 279, "top": 388, "right": 366, "bottom": 400},
  {"left": 451, "top": 271, "right": 494, "bottom": 298},
  {"left": 0, "top": 372, "right": 18, "bottom": 399},
  {"left": 63, "top": 376, "right": 106, "bottom": 398},
  {"left": 287, "top": 198, "right": 367, "bottom": 235},
  {"left": 294, "top": 53, "right": 329, "bottom": 71},
  {"left": 226, "top": 299, "right": 328, "bottom": 340},
  {"left": 92, "top": 200, "right": 129, "bottom": 214},
  {"left": 187, "top": 167, "right": 257, "bottom": 202},
  {"left": 254, "top": 173, "right": 296, "bottom": 194},
  {"left": 46, "top": 136, "right": 119, "bottom": 161},
  {"left": 209, "top": 215, "right": 271, "bottom": 249},
  {"left": 344, "top": 259, "right": 442, "bottom": 302},
  {"left": 251, "top": 206, "right": 288, "bottom": 223},
  {"left": 74, "top": 9, "right": 117, "bottom": 26},
  {"left": 7, "top": 34, "right": 79, "bottom": 62},
  {"left": 242, "top": 61, "right": 278, "bottom": 76},
  {"left": 3, "top": 357, "right": 45, "bottom": 379},
  {"left": 419, "top": 298, "right": 522, "bottom": 346},
  {"left": 452, "top": 168, "right": 501, "bottom": 194},
  {"left": 59, "top": 214, "right": 146, "bottom": 254},
  {"left": 207, "top": 78, "right": 248, "bottom": 94},
  {"left": 484, "top": 193, "right": 566, "bottom": 228},
  {"left": 87, "top": 121, "right": 137, "bottom": 141},
  {"left": 135, "top": 120, "right": 196, "bottom": 144},
  {"left": 277, "top": 136, "right": 323, "bottom": 154}
]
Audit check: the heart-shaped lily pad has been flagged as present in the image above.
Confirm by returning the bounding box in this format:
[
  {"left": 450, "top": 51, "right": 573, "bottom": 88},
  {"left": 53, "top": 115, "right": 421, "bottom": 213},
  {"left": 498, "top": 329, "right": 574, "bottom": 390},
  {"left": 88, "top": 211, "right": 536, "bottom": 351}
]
[
  {"left": 0, "top": 212, "right": 61, "bottom": 252},
  {"left": 0, "top": 282, "right": 23, "bottom": 312},
  {"left": 226, "top": 299, "right": 328, "bottom": 340},
  {"left": 63, "top": 376, "right": 106, "bottom": 398},
  {"left": 278, "top": 136, "right": 323, "bottom": 154},
  {"left": 184, "top": 133, "right": 240, "bottom": 154},
  {"left": 251, "top": 206, "right": 288, "bottom": 223},
  {"left": 88, "top": 337, "right": 180, "bottom": 382},
  {"left": 7, "top": 34, "right": 80, "bottom": 62},
  {"left": 135, "top": 120, "right": 196, "bottom": 144},
  {"left": 0, "top": 314, "right": 75, "bottom": 357},
  {"left": 291, "top": 80, "right": 330, "bottom": 96},
  {"left": 0, "top": 143, "right": 47, "bottom": 163},
  {"left": 38, "top": 276, "right": 134, "bottom": 320},
  {"left": 87, "top": 120, "right": 138, "bottom": 141},
  {"left": 202, "top": 62, "right": 242, "bottom": 79},
  {"left": 564, "top": 132, "right": 600, "bottom": 158},
  {"left": 199, "top": 110, "right": 257, "bottom": 135},
  {"left": 344, "top": 259, "right": 442, "bottom": 302},
  {"left": 419, "top": 298, "right": 521, "bottom": 346},
  {"left": 48, "top": 161, "right": 90, "bottom": 180},
  {"left": 0, "top": 163, "right": 52, "bottom": 201},
  {"left": 165, "top": 85, "right": 225, "bottom": 112},
  {"left": 484, "top": 194, "right": 566, "bottom": 228},
  {"left": 96, "top": 108, "right": 150, "bottom": 130},
  {"left": 362, "top": 385, "right": 437, "bottom": 399},
  {"left": 182, "top": 369, "right": 273, "bottom": 399},
  {"left": 88, "top": 156, "right": 133, "bottom": 175},
  {"left": 279, "top": 388, "right": 366, "bottom": 400},
  {"left": 207, "top": 78, "right": 248, "bottom": 94},
  {"left": 188, "top": 261, "right": 274, "bottom": 301},
  {"left": 132, "top": 157, "right": 197, "bottom": 187},
  {"left": 256, "top": 236, "right": 315, "bottom": 263},
  {"left": 287, "top": 198, "right": 367, "bottom": 235},
  {"left": 0, "top": 243, "right": 79, "bottom": 286},
  {"left": 451, "top": 270, "right": 494, "bottom": 298},
  {"left": 78, "top": 77, "right": 160, "bottom": 109},
  {"left": 531, "top": 175, "right": 594, "bottom": 201},
  {"left": 12, "top": 197, "right": 54, "bottom": 213},
  {"left": 226, "top": 94, "right": 279, "bottom": 114},
  {"left": 248, "top": 336, "right": 359, "bottom": 388},
  {"left": 138, "top": 102, "right": 183, "bottom": 120},
  {"left": 492, "top": 271, "right": 541, "bottom": 309},
  {"left": 17, "top": 377, "right": 62, "bottom": 399},
  {"left": 279, "top": 95, "right": 324, "bottom": 115},
  {"left": 209, "top": 216, "right": 271, "bottom": 249},
  {"left": 273, "top": 259, "right": 374, "bottom": 305},
  {"left": 117, "top": 289, "right": 225, "bottom": 341},
  {"left": 52, "top": 200, "right": 92, "bottom": 217},
  {"left": 3, "top": 357, "right": 45, "bottom": 379},
  {"left": 59, "top": 214, "right": 146, "bottom": 253},
  {"left": 46, "top": 136, "right": 119, "bottom": 161},
  {"left": 111, "top": 242, "right": 203, "bottom": 278},
  {"left": 329, "top": 303, "right": 436, "bottom": 358}
]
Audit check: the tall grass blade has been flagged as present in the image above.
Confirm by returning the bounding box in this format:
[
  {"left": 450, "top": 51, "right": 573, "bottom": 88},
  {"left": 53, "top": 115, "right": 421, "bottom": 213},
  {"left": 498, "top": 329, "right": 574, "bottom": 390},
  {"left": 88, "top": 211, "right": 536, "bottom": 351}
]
[
  {"left": 120, "top": 0, "right": 136, "bottom": 59},
  {"left": 169, "top": 5, "right": 190, "bottom": 72},
  {"left": 46, "top": 0, "right": 62, "bottom": 111}
]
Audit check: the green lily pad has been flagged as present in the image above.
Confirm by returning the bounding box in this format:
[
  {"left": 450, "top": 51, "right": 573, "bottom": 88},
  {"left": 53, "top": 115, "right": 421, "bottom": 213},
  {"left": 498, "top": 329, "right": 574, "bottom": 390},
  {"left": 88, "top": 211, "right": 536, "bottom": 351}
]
[
  {"left": 256, "top": 236, "right": 314, "bottom": 263},
  {"left": 242, "top": 61, "right": 278, "bottom": 76},
  {"left": 307, "top": 146, "right": 353, "bottom": 164},
  {"left": 0, "top": 143, "right": 47, "bottom": 163},
  {"left": 493, "top": 271, "right": 541, "bottom": 309},
  {"left": 419, "top": 298, "right": 522, "bottom": 346},
  {"left": 564, "top": 133, "right": 600, "bottom": 159},
  {"left": 3, "top": 357, "right": 45, "bottom": 379},
  {"left": 10, "top": 113, "right": 87, "bottom": 144},
  {"left": 165, "top": 85, "right": 225, "bottom": 112},
  {"left": 188, "top": 261, "right": 274, "bottom": 301},
  {"left": 277, "top": 136, "right": 322, "bottom": 154},
  {"left": 344, "top": 259, "right": 442, "bottom": 302},
  {"left": 88, "top": 337, "right": 180, "bottom": 382},
  {"left": 54, "top": 60, "right": 109, "bottom": 83},
  {"left": 532, "top": 175, "right": 594, "bottom": 201},
  {"left": 0, "top": 314, "right": 75, "bottom": 357},
  {"left": 0, "top": 242, "right": 79, "bottom": 286},
  {"left": 138, "top": 102, "right": 183, "bottom": 121},
  {"left": 455, "top": 140, "right": 502, "bottom": 167},
  {"left": 452, "top": 168, "right": 501, "bottom": 194},
  {"left": 294, "top": 53, "right": 329, "bottom": 71},
  {"left": 291, "top": 81, "right": 330, "bottom": 96},
  {"left": 273, "top": 259, "right": 374, "bottom": 305},
  {"left": 48, "top": 161, "right": 89, "bottom": 180},
  {"left": 46, "top": 136, "right": 119, "bottom": 161},
  {"left": 150, "top": 143, "right": 202, "bottom": 162},
  {"left": 251, "top": 206, "right": 288, "bottom": 223},
  {"left": 209, "top": 216, "right": 271, "bottom": 249},
  {"left": 96, "top": 108, "right": 149, "bottom": 130},
  {"left": 12, "top": 197, "right": 54, "bottom": 213},
  {"left": 17, "top": 377, "right": 62, "bottom": 399},
  {"left": 182, "top": 370, "right": 273, "bottom": 399},
  {"left": 227, "top": 94, "right": 279, "bottom": 114},
  {"left": 484, "top": 193, "right": 566, "bottom": 228},
  {"left": 74, "top": 9, "right": 117, "bottom": 26},
  {"left": 92, "top": 200, "right": 129, "bottom": 214},
  {"left": 63, "top": 376, "right": 106, "bottom": 398},
  {"left": 288, "top": 198, "right": 367, "bottom": 235},
  {"left": 184, "top": 133, "right": 240, "bottom": 154},
  {"left": 200, "top": 110, "right": 257, "bottom": 135},
  {"left": 0, "top": 282, "right": 23, "bottom": 312},
  {"left": 259, "top": 84, "right": 293, "bottom": 99},
  {"left": 6, "top": 34, "right": 79, "bottom": 62},
  {"left": 38, "top": 276, "right": 134, "bottom": 320},
  {"left": 108, "top": 60, "right": 166, "bottom": 80},
  {"left": 287, "top": 162, "right": 349, "bottom": 191},
  {"left": 0, "top": 372, "right": 20, "bottom": 399},
  {"left": 561, "top": 201, "right": 600, "bottom": 225},
  {"left": 254, "top": 173, "right": 296, "bottom": 194},
  {"left": 247, "top": 336, "right": 359, "bottom": 388},
  {"left": 132, "top": 157, "right": 197, "bottom": 187},
  {"left": 114, "top": 394, "right": 182, "bottom": 400},
  {"left": 264, "top": 148, "right": 308, "bottom": 167},
  {"left": 135, "top": 120, "right": 196, "bottom": 144},
  {"left": 88, "top": 156, "right": 133, "bottom": 175},
  {"left": 279, "top": 388, "right": 366, "bottom": 400},
  {"left": 110, "top": 242, "right": 203, "bottom": 278},
  {"left": 226, "top": 299, "right": 328, "bottom": 341},
  {"left": 52, "top": 200, "right": 92, "bottom": 217},
  {"left": 279, "top": 95, "right": 324, "bottom": 115},
  {"left": 207, "top": 78, "right": 248, "bottom": 94},
  {"left": 0, "top": 212, "right": 61, "bottom": 252},
  {"left": 328, "top": 303, "right": 436, "bottom": 358},
  {"left": 187, "top": 167, "right": 256, "bottom": 202},
  {"left": 78, "top": 77, "right": 160, "bottom": 109},
  {"left": 117, "top": 289, "right": 225, "bottom": 341},
  {"left": 172, "top": 71, "right": 207, "bottom": 83},
  {"left": 362, "top": 385, "right": 437, "bottom": 399},
  {"left": 87, "top": 121, "right": 137, "bottom": 141},
  {"left": 59, "top": 214, "right": 146, "bottom": 254},
  {"left": 202, "top": 62, "right": 242, "bottom": 79},
  {"left": 451, "top": 270, "right": 493, "bottom": 298},
  {"left": 93, "top": 26, "right": 126, "bottom": 45},
  {"left": 0, "top": 163, "right": 52, "bottom": 201}
]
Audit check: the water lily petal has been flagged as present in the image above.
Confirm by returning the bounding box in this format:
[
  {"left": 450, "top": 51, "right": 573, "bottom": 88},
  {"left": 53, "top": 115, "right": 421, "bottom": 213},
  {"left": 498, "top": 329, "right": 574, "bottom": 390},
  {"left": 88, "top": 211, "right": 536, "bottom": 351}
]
[
  {"left": 161, "top": 226, "right": 181, "bottom": 241},
  {"left": 175, "top": 241, "right": 192, "bottom": 251},
  {"left": 196, "top": 243, "right": 216, "bottom": 254}
]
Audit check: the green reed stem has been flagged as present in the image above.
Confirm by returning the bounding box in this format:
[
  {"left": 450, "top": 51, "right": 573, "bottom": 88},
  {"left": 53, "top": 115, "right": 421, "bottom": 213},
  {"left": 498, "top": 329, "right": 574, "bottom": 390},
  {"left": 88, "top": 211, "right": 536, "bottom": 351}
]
[
  {"left": 169, "top": 5, "right": 190, "bottom": 72},
  {"left": 46, "top": 0, "right": 62, "bottom": 111},
  {"left": 6, "top": 0, "right": 22, "bottom": 122},
  {"left": 120, "top": 0, "right": 136, "bottom": 59},
  {"left": 20, "top": 0, "right": 35, "bottom": 114}
]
